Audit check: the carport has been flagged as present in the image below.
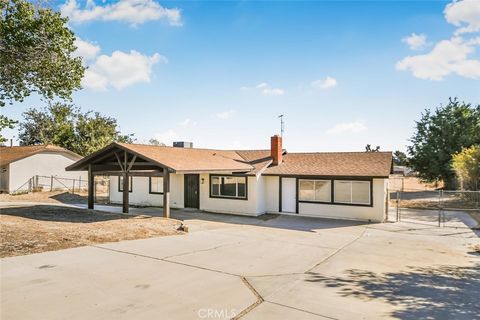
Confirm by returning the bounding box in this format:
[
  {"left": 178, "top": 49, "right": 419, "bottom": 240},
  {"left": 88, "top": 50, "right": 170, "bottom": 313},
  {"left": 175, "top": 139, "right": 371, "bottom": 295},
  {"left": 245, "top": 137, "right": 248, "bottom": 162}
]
[{"left": 66, "top": 143, "right": 172, "bottom": 217}]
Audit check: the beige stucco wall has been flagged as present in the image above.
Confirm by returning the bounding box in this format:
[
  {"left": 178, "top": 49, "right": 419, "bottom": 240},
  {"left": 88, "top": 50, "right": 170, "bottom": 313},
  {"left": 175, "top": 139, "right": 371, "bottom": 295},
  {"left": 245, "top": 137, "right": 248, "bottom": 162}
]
[
  {"left": 7, "top": 152, "right": 86, "bottom": 193},
  {"left": 199, "top": 174, "right": 261, "bottom": 216},
  {"left": 109, "top": 173, "right": 388, "bottom": 222},
  {"left": 298, "top": 178, "right": 388, "bottom": 222},
  {"left": 109, "top": 174, "right": 185, "bottom": 208}
]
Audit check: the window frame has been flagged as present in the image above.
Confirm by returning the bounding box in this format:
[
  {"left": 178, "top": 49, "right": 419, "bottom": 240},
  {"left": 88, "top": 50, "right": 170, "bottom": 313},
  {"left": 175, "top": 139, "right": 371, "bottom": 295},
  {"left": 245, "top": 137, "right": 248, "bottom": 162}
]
[
  {"left": 149, "top": 176, "right": 164, "bottom": 195},
  {"left": 209, "top": 174, "right": 248, "bottom": 200},
  {"left": 295, "top": 176, "right": 373, "bottom": 208},
  {"left": 333, "top": 180, "right": 371, "bottom": 205},
  {"left": 118, "top": 175, "right": 133, "bottom": 193},
  {"left": 298, "top": 179, "right": 332, "bottom": 203}
]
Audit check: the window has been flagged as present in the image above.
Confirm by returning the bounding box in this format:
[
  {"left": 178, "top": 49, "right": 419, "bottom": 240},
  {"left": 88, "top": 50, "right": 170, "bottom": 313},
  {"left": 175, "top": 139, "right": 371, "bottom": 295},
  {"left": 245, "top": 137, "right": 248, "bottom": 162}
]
[
  {"left": 299, "top": 180, "right": 331, "bottom": 202},
  {"left": 118, "top": 175, "right": 133, "bottom": 192},
  {"left": 210, "top": 175, "right": 247, "bottom": 199},
  {"left": 149, "top": 177, "right": 164, "bottom": 194},
  {"left": 334, "top": 180, "right": 370, "bottom": 205}
]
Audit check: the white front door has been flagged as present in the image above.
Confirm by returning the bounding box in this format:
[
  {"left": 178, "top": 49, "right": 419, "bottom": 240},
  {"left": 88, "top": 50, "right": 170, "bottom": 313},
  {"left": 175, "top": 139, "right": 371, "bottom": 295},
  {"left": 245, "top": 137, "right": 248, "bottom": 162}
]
[{"left": 281, "top": 178, "right": 296, "bottom": 213}]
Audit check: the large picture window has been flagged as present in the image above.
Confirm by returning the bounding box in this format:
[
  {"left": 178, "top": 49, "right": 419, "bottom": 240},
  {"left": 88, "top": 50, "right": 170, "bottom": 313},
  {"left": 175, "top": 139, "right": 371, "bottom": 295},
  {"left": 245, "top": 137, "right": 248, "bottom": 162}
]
[
  {"left": 118, "top": 175, "right": 133, "bottom": 192},
  {"left": 210, "top": 175, "right": 247, "bottom": 199},
  {"left": 149, "top": 177, "right": 164, "bottom": 194},
  {"left": 334, "top": 180, "right": 370, "bottom": 205},
  {"left": 299, "top": 179, "right": 331, "bottom": 202}
]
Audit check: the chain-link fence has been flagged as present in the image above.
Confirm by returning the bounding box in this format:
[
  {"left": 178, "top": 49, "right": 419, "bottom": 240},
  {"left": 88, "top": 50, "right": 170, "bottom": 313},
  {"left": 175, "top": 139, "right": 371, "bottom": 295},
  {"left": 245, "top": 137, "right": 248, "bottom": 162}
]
[
  {"left": 11, "top": 175, "right": 110, "bottom": 204},
  {"left": 389, "top": 189, "right": 479, "bottom": 228}
]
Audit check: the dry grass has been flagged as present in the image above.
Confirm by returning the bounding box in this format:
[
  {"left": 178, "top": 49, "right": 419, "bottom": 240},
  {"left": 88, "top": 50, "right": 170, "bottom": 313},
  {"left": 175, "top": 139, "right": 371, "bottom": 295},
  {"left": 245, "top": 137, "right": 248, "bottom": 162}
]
[{"left": 0, "top": 205, "right": 183, "bottom": 258}]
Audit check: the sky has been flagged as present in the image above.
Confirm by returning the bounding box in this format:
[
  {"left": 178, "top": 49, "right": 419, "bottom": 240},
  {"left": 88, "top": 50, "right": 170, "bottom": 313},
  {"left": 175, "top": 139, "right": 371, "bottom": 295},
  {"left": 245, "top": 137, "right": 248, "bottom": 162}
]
[{"left": 3, "top": 0, "right": 480, "bottom": 152}]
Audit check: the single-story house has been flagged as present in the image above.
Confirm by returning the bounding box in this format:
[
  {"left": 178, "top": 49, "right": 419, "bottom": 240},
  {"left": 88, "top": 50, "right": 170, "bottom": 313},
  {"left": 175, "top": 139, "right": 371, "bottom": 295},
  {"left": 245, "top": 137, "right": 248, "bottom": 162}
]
[
  {"left": 66, "top": 136, "right": 393, "bottom": 222},
  {"left": 0, "top": 145, "right": 86, "bottom": 193}
]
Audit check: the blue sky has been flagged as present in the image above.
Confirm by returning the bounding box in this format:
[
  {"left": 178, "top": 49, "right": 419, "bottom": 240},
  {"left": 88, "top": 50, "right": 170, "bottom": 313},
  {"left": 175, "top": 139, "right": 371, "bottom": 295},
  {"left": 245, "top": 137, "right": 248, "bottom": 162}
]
[{"left": 3, "top": 0, "right": 480, "bottom": 152}]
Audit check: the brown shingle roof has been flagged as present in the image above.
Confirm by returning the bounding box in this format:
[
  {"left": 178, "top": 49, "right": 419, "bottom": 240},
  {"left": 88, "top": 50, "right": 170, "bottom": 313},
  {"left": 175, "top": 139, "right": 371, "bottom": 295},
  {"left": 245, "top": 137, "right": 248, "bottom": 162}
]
[
  {"left": 262, "top": 152, "right": 393, "bottom": 177},
  {"left": 67, "top": 142, "right": 392, "bottom": 177},
  {"left": 116, "top": 143, "right": 254, "bottom": 172},
  {"left": 0, "top": 145, "right": 81, "bottom": 166}
]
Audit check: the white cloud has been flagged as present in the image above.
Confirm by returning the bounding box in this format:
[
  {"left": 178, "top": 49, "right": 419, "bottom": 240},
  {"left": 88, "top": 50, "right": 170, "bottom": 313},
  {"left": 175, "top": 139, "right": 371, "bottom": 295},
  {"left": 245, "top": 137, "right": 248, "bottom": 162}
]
[
  {"left": 154, "top": 129, "right": 178, "bottom": 145},
  {"left": 402, "top": 33, "right": 428, "bottom": 50},
  {"left": 255, "top": 82, "right": 285, "bottom": 96},
  {"left": 327, "top": 121, "right": 367, "bottom": 135},
  {"left": 445, "top": 0, "right": 480, "bottom": 34},
  {"left": 61, "top": 0, "right": 182, "bottom": 26},
  {"left": 311, "top": 76, "right": 337, "bottom": 89},
  {"left": 396, "top": 36, "right": 480, "bottom": 80},
  {"left": 396, "top": 0, "right": 480, "bottom": 80},
  {"left": 215, "top": 110, "right": 235, "bottom": 120},
  {"left": 180, "top": 118, "right": 197, "bottom": 126},
  {"left": 74, "top": 38, "right": 101, "bottom": 62},
  {"left": 82, "top": 50, "right": 166, "bottom": 90}
]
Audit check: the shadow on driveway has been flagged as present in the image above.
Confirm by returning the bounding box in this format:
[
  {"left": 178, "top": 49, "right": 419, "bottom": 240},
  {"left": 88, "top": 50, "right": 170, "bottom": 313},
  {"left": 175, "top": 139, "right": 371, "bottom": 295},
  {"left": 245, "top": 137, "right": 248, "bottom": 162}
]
[
  {"left": 305, "top": 263, "right": 480, "bottom": 319},
  {"left": 171, "top": 209, "right": 369, "bottom": 233}
]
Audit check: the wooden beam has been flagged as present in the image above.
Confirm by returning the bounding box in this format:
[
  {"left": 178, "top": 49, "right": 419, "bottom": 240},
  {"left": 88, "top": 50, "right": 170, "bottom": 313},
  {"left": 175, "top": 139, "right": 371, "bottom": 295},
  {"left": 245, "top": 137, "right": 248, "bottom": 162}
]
[
  {"left": 88, "top": 164, "right": 94, "bottom": 209},
  {"left": 126, "top": 155, "right": 137, "bottom": 172},
  {"left": 93, "top": 171, "right": 163, "bottom": 177},
  {"left": 163, "top": 170, "right": 170, "bottom": 218},
  {"left": 114, "top": 152, "right": 125, "bottom": 171},
  {"left": 92, "top": 164, "right": 162, "bottom": 172},
  {"left": 122, "top": 172, "right": 129, "bottom": 214}
]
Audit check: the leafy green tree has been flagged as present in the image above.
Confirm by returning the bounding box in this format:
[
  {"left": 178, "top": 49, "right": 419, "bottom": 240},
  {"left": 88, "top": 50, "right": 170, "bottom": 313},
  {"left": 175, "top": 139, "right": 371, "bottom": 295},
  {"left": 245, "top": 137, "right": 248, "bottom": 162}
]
[
  {"left": 18, "top": 103, "right": 134, "bottom": 156},
  {"left": 393, "top": 151, "right": 409, "bottom": 166},
  {"left": 408, "top": 98, "right": 480, "bottom": 189},
  {"left": 0, "top": 0, "right": 84, "bottom": 140},
  {"left": 452, "top": 145, "right": 480, "bottom": 190}
]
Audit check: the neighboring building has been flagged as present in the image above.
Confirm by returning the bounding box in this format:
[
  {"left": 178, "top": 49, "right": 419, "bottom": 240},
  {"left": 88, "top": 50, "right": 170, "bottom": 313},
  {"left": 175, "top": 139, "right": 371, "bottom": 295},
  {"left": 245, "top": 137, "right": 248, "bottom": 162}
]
[
  {"left": 67, "top": 136, "right": 393, "bottom": 222},
  {"left": 0, "top": 145, "right": 86, "bottom": 193}
]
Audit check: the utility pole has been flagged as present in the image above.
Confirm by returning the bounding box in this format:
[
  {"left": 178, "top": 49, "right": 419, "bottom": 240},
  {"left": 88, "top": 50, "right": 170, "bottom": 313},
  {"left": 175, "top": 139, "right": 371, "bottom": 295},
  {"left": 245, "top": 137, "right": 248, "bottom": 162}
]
[{"left": 278, "top": 114, "right": 285, "bottom": 137}]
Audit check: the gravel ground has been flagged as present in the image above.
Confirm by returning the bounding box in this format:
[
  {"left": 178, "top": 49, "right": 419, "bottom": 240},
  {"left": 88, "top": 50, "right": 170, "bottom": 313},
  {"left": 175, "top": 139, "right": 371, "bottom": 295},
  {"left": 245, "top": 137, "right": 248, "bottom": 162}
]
[{"left": 0, "top": 204, "right": 184, "bottom": 258}]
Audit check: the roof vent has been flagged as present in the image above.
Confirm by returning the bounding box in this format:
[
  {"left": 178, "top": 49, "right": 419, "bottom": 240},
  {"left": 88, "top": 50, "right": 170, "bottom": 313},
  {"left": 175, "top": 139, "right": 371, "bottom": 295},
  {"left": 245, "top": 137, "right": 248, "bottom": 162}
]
[{"left": 173, "top": 141, "right": 193, "bottom": 148}]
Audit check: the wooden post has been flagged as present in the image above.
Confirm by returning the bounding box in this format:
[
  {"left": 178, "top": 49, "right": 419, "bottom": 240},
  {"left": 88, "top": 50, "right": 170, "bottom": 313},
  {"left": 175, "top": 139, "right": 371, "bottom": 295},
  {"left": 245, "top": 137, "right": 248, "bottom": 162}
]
[
  {"left": 88, "top": 164, "right": 94, "bottom": 209},
  {"left": 72, "top": 179, "right": 75, "bottom": 194},
  {"left": 50, "top": 175, "right": 53, "bottom": 191},
  {"left": 122, "top": 172, "right": 129, "bottom": 214},
  {"left": 163, "top": 169, "right": 170, "bottom": 218}
]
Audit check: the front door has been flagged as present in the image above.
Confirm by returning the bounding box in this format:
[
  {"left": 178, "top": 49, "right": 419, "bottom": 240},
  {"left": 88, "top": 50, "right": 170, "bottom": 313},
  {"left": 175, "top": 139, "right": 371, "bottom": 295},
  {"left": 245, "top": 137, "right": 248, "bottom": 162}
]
[{"left": 184, "top": 174, "right": 200, "bottom": 208}]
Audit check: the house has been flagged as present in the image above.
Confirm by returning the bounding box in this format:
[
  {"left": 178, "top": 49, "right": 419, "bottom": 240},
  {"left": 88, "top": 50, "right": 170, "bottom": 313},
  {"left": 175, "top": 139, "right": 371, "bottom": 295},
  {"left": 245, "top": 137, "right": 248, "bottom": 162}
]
[
  {"left": 0, "top": 145, "right": 86, "bottom": 193},
  {"left": 66, "top": 136, "right": 393, "bottom": 222}
]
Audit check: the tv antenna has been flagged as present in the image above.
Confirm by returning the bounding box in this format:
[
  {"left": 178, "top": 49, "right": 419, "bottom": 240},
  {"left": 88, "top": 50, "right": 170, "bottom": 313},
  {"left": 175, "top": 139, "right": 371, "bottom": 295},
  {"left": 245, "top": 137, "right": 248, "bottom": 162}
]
[{"left": 278, "top": 114, "right": 285, "bottom": 137}]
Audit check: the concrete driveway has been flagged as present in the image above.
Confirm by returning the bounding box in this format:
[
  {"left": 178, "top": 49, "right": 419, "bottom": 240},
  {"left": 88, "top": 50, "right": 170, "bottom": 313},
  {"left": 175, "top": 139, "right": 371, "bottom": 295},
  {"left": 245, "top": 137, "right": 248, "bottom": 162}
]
[{"left": 1, "top": 205, "right": 479, "bottom": 319}]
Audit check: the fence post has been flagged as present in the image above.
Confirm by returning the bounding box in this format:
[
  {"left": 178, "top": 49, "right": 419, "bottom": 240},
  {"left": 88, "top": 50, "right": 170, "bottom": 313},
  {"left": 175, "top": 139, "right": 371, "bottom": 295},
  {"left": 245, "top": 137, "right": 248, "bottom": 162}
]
[
  {"left": 35, "top": 175, "right": 39, "bottom": 190},
  {"left": 50, "top": 175, "right": 53, "bottom": 191},
  {"left": 79, "top": 177, "right": 82, "bottom": 191},
  {"left": 438, "top": 190, "right": 443, "bottom": 227},
  {"left": 72, "top": 179, "right": 75, "bottom": 194},
  {"left": 396, "top": 191, "right": 400, "bottom": 222}
]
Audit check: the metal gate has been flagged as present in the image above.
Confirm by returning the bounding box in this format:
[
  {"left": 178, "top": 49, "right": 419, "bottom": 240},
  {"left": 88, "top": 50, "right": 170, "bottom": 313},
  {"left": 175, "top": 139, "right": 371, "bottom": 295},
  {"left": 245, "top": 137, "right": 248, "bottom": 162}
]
[{"left": 389, "top": 189, "right": 479, "bottom": 228}]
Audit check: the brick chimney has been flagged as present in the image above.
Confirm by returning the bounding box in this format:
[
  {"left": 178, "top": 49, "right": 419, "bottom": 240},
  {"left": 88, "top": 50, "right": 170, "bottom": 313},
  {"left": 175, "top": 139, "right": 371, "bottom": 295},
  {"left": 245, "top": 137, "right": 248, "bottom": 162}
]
[{"left": 271, "top": 135, "right": 283, "bottom": 165}]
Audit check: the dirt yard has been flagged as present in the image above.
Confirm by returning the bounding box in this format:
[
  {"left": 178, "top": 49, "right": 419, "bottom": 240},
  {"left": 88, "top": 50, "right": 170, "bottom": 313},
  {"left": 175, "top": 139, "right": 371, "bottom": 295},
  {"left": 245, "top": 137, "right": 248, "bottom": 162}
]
[
  {"left": 0, "top": 191, "right": 88, "bottom": 204},
  {"left": 0, "top": 204, "right": 184, "bottom": 258}
]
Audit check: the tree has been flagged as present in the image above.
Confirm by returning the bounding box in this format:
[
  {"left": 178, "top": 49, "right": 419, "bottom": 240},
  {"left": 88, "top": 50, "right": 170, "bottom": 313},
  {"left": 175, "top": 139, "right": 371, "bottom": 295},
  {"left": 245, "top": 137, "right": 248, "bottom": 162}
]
[
  {"left": 0, "top": 0, "right": 84, "bottom": 140},
  {"left": 18, "top": 103, "right": 134, "bottom": 156},
  {"left": 148, "top": 138, "right": 165, "bottom": 146},
  {"left": 451, "top": 145, "right": 480, "bottom": 190},
  {"left": 365, "top": 144, "right": 380, "bottom": 152},
  {"left": 393, "top": 151, "right": 409, "bottom": 166},
  {"left": 408, "top": 98, "right": 480, "bottom": 189}
]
